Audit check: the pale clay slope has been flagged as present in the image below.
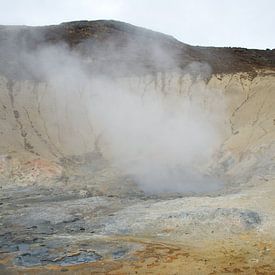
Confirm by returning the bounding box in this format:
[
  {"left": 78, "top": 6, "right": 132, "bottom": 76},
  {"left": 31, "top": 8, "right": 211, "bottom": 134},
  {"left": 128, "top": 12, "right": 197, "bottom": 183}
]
[
  {"left": 0, "top": 70, "right": 275, "bottom": 243},
  {"left": 0, "top": 71, "right": 274, "bottom": 179}
]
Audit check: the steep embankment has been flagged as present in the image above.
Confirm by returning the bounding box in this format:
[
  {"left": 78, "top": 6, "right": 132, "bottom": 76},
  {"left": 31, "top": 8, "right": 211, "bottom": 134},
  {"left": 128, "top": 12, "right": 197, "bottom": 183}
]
[
  {"left": 0, "top": 70, "right": 274, "bottom": 190},
  {"left": 0, "top": 21, "right": 274, "bottom": 188}
]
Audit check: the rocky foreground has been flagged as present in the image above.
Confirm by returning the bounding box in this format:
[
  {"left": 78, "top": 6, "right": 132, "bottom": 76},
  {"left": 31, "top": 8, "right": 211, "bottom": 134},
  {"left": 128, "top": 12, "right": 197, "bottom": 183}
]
[{"left": 0, "top": 21, "right": 275, "bottom": 274}]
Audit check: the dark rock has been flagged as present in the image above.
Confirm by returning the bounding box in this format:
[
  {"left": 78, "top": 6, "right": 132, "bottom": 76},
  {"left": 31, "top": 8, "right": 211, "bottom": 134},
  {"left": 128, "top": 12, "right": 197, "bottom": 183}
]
[{"left": 112, "top": 249, "right": 128, "bottom": 260}]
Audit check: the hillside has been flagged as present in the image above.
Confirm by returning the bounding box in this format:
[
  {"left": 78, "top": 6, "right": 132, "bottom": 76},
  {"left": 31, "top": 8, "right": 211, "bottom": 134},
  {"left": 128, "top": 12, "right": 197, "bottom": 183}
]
[{"left": 1, "top": 20, "right": 275, "bottom": 79}]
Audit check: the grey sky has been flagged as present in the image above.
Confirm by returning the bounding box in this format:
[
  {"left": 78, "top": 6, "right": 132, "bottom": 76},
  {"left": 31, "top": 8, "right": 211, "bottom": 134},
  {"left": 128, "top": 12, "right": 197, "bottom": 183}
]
[{"left": 0, "top": 0, "right": 274, "bottom": 49}]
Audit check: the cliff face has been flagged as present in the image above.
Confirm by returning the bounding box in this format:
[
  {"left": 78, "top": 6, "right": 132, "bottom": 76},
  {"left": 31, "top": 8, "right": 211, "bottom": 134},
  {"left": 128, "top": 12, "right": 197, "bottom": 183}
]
[
  {"left": 1, "top": 20, "right": 275, "bottom": 273},
  {"left": 0, "top": 20, "right": 274, "bottom": 188},
  {"left": 0, "top": 71, "right": 275, "bottom": 187},
  {"left": 0, "top": 20, "right": 274, "bottom": 196}
]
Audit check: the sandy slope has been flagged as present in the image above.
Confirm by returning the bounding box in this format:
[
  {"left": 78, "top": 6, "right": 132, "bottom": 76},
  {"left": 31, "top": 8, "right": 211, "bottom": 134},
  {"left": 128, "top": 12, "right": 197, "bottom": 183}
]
[{"left": 0, "top": 70, "right": 274, "bottom": 187}]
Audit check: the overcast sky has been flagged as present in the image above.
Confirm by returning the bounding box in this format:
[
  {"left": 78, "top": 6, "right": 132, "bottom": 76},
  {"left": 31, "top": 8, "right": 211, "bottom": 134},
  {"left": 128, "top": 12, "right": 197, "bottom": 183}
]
[{"left": 0, "top": 0, "right": 274, "bottom": 49}]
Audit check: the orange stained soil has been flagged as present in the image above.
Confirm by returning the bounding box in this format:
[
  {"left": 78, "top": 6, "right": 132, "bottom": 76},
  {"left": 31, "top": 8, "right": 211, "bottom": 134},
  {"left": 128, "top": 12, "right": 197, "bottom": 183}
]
[{"left": 2, "top": 233, "right": 275, "bottom": 275}]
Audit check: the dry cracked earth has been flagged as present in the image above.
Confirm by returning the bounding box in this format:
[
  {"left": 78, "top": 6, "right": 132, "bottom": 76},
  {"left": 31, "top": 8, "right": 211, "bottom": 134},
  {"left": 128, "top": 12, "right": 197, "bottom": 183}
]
[{"left": 0, "top": 21, "right": 275, "bottom": 274}]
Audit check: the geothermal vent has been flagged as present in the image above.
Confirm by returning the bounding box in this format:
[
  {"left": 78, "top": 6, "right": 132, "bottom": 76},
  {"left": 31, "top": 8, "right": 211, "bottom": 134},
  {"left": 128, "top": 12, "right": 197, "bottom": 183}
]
[{"left": 0, "top": 20, "right": 275, "bottom": 273}]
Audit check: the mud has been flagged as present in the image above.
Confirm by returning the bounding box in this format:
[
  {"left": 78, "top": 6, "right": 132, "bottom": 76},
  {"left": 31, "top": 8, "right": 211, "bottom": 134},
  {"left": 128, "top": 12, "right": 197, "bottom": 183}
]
[{"left": 2, "top": 236, "right": 275, "bottom": 274}]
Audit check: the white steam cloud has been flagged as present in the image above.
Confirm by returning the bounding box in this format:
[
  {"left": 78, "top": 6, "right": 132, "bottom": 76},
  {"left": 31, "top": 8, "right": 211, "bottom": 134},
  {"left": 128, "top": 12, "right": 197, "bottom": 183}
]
[
  {"left": 91, "top": 73, "right": 225, "bottom": 193},
  {"left": 3, "top": 38, "right": 225, "bottom": 194},
  {"left": 89, "top": 80, "right": 223, "bottom": 193}
]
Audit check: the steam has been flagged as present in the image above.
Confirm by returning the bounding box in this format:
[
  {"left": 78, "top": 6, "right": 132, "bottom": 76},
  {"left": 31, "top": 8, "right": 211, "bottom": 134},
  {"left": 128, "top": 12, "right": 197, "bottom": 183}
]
[
  {"left": 0, "top": 28, "right": 225, "bottom": 194},
  {"left": 89, "top": 77, "right": 223, "bottom": 193}
]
